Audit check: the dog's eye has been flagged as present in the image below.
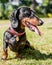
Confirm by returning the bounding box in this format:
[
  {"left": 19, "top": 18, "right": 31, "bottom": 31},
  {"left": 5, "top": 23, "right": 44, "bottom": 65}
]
[{"left": 30, "top": 11, "right": 36, "bottom": 18}]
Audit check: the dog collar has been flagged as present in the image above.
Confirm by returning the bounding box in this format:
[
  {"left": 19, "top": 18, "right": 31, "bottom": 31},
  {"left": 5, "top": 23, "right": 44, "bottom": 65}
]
[{"left": 7, "top": 26, "right": 25, "bottom": 36}]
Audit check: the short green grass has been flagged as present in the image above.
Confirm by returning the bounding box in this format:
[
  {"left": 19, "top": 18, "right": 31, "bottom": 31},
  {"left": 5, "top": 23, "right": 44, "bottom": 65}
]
[{"left": 0, "top": 19, "right": 52, "bottom": 65}]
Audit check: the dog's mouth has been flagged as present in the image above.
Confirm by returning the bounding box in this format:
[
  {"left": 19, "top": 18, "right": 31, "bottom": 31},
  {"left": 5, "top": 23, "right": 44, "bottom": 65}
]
[{"left": 25, "top": 21, "right": 42, "bottom": 36}]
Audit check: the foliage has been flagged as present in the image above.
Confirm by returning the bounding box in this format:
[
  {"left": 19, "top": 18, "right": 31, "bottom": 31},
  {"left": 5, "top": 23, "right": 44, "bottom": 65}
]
[
  {"left": 0, "top": 3, "right": 3, "bottom": 18},
  {"left": 0, "top": 0, "right": 8, "bottom": 3},
  {"left": 42, "top": 0, "right": 49, "bottom": 6},
  {"left": 0, "top": 3, "right": 13, "bottom": 19},
  {"left": 4, "top": 3, "right": 13, "bottom": 19},
  {"left": 0, "top": 0, "right": 52, "bottom": 19}
]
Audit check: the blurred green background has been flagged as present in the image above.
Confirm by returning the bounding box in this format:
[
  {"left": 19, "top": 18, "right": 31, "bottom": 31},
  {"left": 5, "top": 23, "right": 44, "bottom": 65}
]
[{"left": 0, "top": 0, "right": 52, "bottom": 19}]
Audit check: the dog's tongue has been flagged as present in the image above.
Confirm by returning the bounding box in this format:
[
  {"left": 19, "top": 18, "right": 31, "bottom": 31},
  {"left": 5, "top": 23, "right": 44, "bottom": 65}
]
[
  {"left": 31, "top": 25, "right": 42, "bottom": 36},
  {"left": 34, "top": 26, "right": 42, "bottom": 36}
]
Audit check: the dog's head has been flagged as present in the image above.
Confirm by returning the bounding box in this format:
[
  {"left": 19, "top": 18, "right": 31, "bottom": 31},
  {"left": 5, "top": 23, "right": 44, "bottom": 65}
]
[{"left": 11, "top": 6, "right": 44, "bottom": 36}]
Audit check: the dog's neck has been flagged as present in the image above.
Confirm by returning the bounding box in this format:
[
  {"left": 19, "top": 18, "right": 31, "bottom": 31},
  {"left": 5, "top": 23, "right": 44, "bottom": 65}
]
[
  {"left": 13, "top": 26, "right": 25, "bottom": 33},
  {"left": 7, "top": 26, "right": 25, "bottom": 36}
]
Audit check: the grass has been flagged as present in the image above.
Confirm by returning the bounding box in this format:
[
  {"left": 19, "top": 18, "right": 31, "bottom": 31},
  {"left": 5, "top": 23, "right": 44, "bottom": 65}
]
[{"left": 0, "top": 19, "right": 52, "bottom": 65}]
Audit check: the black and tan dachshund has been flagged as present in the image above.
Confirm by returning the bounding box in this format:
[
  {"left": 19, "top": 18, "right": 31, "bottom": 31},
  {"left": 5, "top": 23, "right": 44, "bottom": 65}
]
[{"left": 2, "top": 6, "right": 44, "bottom": 60}]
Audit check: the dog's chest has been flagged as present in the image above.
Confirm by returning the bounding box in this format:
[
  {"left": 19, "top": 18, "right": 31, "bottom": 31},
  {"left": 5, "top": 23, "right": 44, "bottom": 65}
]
[{"left": 9, "top": 34, "right": 26, "bottom": 52}]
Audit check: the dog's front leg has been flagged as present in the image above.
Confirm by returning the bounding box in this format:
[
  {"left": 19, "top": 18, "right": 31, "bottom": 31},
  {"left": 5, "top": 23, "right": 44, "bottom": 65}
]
[
  {"left": 2, "top": 32, "right": 12, "bottom": 60},
  {"left": 25, "top": 40, "right": 30, "bottom": 48},
  {"left": 25, "top": 40, "right": 34, "bottom": 50},
  {"left": 2, "top": 41, "right": 8, "bottom": 60}
]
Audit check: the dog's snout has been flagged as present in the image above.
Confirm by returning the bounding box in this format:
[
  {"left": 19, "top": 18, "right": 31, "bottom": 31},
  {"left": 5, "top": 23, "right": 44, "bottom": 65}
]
[
  {"left": 39, "top": 20, "right": 44, "bottom": 26},
  {"left": 40, "top": 21, "right": 44, "bottom": 25}
]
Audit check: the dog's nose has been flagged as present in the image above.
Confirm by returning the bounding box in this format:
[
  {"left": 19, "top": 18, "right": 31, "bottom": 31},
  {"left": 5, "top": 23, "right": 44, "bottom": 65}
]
[
  {"left": 39, "top": 20, "right": 44, "bottom": 26},
  {"left": 40, "top": 21, "right": 44, "bottom": 25}
]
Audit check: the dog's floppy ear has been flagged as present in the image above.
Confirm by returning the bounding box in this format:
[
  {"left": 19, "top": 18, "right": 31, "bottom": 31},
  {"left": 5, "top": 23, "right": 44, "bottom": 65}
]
[{"left": 10, "top": 9, "right": 19, "bottom": 28}]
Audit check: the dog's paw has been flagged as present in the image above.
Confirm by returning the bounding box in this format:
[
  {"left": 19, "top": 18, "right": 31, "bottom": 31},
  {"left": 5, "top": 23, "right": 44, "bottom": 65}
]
[
  {"left": 14, "top": 54, "right": 23, "bottom": 59},
  {"left": 1, "top": 56, "right": 7, "bottom": 60}
]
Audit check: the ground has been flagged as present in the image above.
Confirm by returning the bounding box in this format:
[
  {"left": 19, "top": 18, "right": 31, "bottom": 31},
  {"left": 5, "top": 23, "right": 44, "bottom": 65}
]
[{"left": 0, "top": 18, "right": 52, "bottom": 65}]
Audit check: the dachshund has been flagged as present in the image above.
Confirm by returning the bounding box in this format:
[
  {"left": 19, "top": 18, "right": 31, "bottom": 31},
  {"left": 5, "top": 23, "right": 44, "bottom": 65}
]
[{"left": 2, "top": 6, "right": 44, "bottom": 60}]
